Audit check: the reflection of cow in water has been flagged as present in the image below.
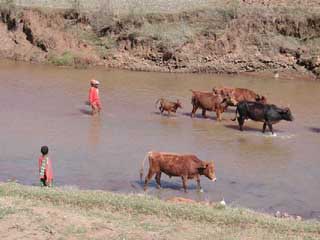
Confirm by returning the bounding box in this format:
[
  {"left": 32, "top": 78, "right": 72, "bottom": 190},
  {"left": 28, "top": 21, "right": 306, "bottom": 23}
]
[
  {"left": 232, "top": 101, "right": 294, "bottom": 134},
  {"left": 140, "top": 151, "right": 216, "bottom": 192},
  {"left": 213, "top": 87, "right": 267, "bottom": 105},
  {"left": 190, "top": 90, "right": 236, "bottom": 121},
  {"left": 155, "top": 98, "right": 182, "bottom": 116}
]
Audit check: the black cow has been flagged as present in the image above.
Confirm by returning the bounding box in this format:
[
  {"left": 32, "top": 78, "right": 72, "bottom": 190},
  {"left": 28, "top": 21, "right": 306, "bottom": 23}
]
[{"left": 232, "top": 101, "right": 293, "bottom": 134}]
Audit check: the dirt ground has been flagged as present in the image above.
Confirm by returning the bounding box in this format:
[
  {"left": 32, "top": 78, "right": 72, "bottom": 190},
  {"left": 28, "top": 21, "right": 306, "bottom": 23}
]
[{"left": 0, "top": 1, "right": 320, "bottom": 78}]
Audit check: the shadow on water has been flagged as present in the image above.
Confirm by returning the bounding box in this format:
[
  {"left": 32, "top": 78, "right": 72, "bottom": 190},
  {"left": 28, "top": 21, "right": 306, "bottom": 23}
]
[
  {"left": 308, "top": 127, "right": 320, "bottom": 133},
  {"left": 181, "top": 112, "right": 217, "bottom": 120},
  {"left": 224, "top": 124, "right": 285, "bottom": 134},
  {"left": 152, "top": 111, "right": 179, "bottom": 117},
  {"left": 224, "top": 124, "right": 260, "bottom": 133},
  {"left": 133, "top": 180, "right": 197, "bottom": 191},
  {"left": 80, "top": 108, "right": 92, "bottom": 116}
]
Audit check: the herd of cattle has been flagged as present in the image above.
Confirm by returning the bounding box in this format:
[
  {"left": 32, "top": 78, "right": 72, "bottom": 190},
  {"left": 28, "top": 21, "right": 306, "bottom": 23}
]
[
  {"left": 146, "top": 87, "right": 294, "bottom": 192},
  {"left": 155, "top": 86, "right": 293, "bottom": 134}
]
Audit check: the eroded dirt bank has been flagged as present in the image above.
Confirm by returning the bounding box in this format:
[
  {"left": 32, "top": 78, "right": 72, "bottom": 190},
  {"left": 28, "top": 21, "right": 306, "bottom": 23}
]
[{"left": 0, "top": 1, "right": 320, "bottom": 78}]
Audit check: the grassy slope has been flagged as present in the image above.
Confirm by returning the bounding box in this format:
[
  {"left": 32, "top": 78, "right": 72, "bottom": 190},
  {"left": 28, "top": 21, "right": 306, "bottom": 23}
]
[{"left": 0, "top": 183, "right": 319, "bottom": 240}]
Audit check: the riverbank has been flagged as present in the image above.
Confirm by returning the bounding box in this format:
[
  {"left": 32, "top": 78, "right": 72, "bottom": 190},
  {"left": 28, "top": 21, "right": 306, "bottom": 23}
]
[
  {"left": 0, "top": 0, "right": 319, "bottom": 78},
  {"left": 0, "top": 183, "right": 319, "bottom": 239}
]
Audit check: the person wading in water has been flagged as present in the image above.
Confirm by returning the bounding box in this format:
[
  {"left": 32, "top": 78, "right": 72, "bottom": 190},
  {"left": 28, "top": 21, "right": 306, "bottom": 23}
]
[
  {"left": 38, "top": 145, "right": 53, "bottom": 187},
  {"left": 88, "top": 79, "right": 102, "bottom": 115}
]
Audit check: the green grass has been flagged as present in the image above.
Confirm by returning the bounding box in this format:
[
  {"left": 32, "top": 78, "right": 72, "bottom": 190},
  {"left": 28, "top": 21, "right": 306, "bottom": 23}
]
[
  {"left": 0, "top": 182, "right": 320, "bottom": 240},
  {"left": 48, "top": 51, "right": 75, "bottom": 66},
  {"left": 0, "top": 206, "right": 15, "bottom": 219}
]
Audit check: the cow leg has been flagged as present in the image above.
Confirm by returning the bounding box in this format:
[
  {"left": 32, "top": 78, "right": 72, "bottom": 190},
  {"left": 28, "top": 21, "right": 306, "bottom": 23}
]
[
  {"left": 144, "top": 169, "right": 156, "bottom": 191},
  {"left": 237, "top": 117, "right": 245, "bottom": 131},
  {"left": 262, "top": 122, "right": 267, "bottom": 133},
  {"left": 160, "top": 107, "right": 164, "bottom": 115},
  {"left": 267, "top": 121, "right": 274, "bottom": 135},
  {"left": 196, "top": 175, "right": 203, "bottom": 192},
  {"left": 191, "top": 105, "right": 198, "bottom": 118},
  {"left": 202, "top": 109, "right": 207, "bottom": 118},
  {"left": 216, "top": 110, "right": 222, "bottom": 121},
  {"left": 155, "top": 172, "right": 162, "bottom": 189},
  {"left": 181, "top": 176, "right": 188, "bottom": 193}
]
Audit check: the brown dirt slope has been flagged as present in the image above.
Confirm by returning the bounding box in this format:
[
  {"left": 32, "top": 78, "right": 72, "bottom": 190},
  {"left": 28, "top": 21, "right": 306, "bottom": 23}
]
[{"left": 0, "top": 1, "right": 320, "bottom": 77}]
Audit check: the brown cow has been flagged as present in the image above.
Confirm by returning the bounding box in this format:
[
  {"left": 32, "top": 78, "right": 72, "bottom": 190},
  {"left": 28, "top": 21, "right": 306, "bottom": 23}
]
[
  {"left": 155, "top": 98, "right": 182, "bottom": 116},
  {"left": 140, "top": 151, "right": 216, "bottom": 192},
  {"left": 190, "top": 90, "right": 236, "bottom": 121},
  {"left": 212, "top": 87, "right": 267, "bottom": 105}
]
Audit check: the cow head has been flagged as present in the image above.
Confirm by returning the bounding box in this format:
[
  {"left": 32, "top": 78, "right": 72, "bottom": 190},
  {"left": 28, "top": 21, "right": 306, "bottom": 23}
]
[
  {"left": 175, "top": 99, "right": 182, "bottom": 109},
  {"left": 256, "top": 95, "right": 267, "bottom": 104},
  {"left": 222, "top": 93, "right": 238, "bottom": 107},
  {"left": 199, "top": 161, "right": 216, "bottom": 182},
  {"left": 280, "top": 107, "right": 294, "bottom": 121}
]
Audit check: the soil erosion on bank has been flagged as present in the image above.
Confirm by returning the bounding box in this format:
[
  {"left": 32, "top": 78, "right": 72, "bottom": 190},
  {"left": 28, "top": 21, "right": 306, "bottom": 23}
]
[{"left": 0, "top": 0, "right": 320, "bottom": 77}]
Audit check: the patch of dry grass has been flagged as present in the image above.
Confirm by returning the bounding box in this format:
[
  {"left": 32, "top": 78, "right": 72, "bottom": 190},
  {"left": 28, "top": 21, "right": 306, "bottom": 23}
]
[{"left": 0, "top": 183, "right": 319, "bottom": 240}]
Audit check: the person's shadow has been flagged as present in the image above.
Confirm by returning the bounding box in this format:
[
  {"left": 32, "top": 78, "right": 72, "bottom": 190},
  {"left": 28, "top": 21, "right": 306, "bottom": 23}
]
[{"left": 80, "top": 109, "right": 92, "bottom": 115}]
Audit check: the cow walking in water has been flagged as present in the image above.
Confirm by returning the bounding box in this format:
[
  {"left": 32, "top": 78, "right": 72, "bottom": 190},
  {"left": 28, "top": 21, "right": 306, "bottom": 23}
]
[
  {"left": 190, "top": 90, "right": 236, "bottom": 121},
  {"left": 232, "top": 101, "right": 294, "bottom": 134},
  {"left": 213, "top": 87, "right": 267, "bottom": 105},
  {"left": 140, "top": 151, "right": 216, "bottom": 192},
  {"left": 155, "top": 98, "right": 182, "bottom": 116}
]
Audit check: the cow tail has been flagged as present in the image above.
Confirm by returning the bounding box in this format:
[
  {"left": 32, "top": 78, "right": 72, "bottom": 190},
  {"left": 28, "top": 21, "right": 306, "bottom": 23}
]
[
  {"left": 155, "top": 98, "right": 161, "bottom": 110},
  {"left": 140, "top": 152, "right": 151, "bottom": 182},
  {"left": 231, "top": 107, "right": 238, "bottom": 121}
]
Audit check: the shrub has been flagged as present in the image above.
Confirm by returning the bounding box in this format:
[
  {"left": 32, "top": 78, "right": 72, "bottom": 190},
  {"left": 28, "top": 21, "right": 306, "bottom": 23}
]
[{"left": 48, "top": 51, "right": 75, "bottom": 66}]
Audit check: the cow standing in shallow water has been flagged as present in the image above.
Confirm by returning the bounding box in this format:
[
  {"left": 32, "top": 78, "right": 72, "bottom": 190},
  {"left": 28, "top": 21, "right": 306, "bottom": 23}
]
[
  {"left": 190, "top": 90, "right": 236, "bottom": 121},
  {"left": 213, "top": 87, "right": 267, "bottom": 105},
  {"left": 155, "top": 98, "right": 182, "bottom": 116},
  {"left": 140, "top": 151, "right": 216, "bottom": 192},
  {"left": 232, "top": 101, "right": 294, "bottom": 134}
]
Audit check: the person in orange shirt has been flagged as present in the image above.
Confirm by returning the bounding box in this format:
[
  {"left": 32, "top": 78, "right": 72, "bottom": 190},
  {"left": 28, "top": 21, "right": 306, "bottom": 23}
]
[
  {"left": 38, "top": 145, "right": 53, "bottom": 187},
  {"left": 88, "top": 79, "right": 102, "bottom": 115}
]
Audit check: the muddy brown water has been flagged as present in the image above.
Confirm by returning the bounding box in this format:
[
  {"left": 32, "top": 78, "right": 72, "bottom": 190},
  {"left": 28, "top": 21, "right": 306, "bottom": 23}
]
[{"left": 0, "top": 60, "right": 320, "bottom": 219}]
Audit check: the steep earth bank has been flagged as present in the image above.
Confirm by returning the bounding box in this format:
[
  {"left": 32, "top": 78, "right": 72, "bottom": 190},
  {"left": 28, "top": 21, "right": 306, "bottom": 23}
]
[{"left": 0, "top": 1, "right": 320, "bottom": 78}]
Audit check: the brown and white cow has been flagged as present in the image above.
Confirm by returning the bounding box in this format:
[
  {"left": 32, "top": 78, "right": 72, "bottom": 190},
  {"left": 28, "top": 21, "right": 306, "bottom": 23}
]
[
  {"left": 190, "top": 90, "right": 236, "bottom": 121},
  {"left": 140, "top": 151, "right": 216, "bottom": 192},
  {"left": 212, "top": 87, "right": 267, "bottom": 105},
  {"left": 155, "top": 98, "right": 182, "bottom": 116}
]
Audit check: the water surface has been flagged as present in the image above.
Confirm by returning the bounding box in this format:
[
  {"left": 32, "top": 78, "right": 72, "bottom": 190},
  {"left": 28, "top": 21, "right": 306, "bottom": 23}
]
[{"left": 0, "top": 60, "right": 319, "bottom": 219}]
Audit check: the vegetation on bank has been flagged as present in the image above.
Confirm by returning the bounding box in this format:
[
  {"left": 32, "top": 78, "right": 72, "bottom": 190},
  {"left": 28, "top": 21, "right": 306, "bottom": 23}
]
[
  {"left": 0, "top": 182, "right": 319, "bottom": 239},
  {"left": 0, "top": 1, "right": 320, "bottom": 76}
]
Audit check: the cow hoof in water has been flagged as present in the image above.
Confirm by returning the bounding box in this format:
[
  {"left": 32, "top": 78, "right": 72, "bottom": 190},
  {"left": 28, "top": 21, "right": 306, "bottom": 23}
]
[{"left": 199, "top": 189, "right": 204, "bottom": 193}]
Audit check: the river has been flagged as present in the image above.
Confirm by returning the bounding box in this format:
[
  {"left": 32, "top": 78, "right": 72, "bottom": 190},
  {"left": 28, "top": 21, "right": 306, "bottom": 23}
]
[{"left": 0, "top": 60, "right": 319, "bottom": 219}]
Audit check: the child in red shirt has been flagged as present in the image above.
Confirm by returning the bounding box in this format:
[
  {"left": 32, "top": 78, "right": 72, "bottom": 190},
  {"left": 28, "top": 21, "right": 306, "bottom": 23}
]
[
  {"left": 88, "top": 79, "right": 102, "bottom": 115},
  {"left": 38, "top": 146, "right": 53, "bottom": 187}
]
